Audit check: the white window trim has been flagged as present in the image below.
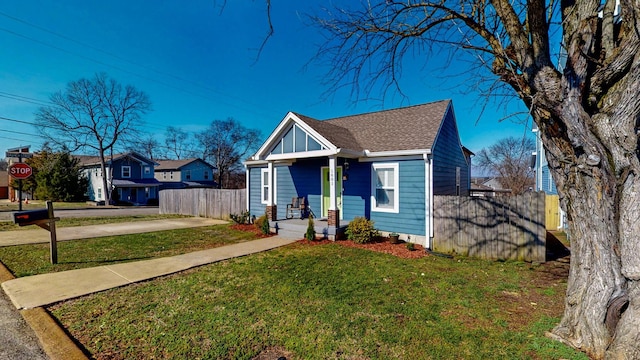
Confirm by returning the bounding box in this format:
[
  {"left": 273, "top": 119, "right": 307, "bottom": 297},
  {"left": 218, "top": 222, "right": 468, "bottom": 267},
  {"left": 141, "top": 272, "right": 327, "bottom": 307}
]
[
  {"left": 260, "top": 168, "right": 277, "bottom": 205},
  {"left": 122, "top": 166, "right": 131, "bottom": 178},
  {"left": 371, "top": 162, "right": 399, "bottom": 213}
]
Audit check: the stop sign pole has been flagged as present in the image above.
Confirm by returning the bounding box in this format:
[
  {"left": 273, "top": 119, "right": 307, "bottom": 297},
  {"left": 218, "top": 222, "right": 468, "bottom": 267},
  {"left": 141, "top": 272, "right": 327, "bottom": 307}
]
[{"left": 6, "top": 151, "right": 33, "bottom": 211}]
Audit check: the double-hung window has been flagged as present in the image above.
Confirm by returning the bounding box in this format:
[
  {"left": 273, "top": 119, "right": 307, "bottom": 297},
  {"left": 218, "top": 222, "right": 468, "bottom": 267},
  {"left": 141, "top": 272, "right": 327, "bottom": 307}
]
[
  {"left": 372, "top": 163, "right": 399, "bottom": 212},
  {"left": 261, "top": 168, "right": 270, "bottom": 204},
  {"left": 260, "top": 168, "right": 277, "bottom": 204},
  {"left": 122, "top": 166, "right": 131, "bottom": 178}
]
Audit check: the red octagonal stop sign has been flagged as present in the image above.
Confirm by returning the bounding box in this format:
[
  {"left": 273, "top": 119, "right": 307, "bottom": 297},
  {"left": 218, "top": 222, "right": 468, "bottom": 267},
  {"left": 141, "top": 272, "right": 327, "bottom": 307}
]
[{"left": 9, "top": 163, "right": 33, "bottom": 179}]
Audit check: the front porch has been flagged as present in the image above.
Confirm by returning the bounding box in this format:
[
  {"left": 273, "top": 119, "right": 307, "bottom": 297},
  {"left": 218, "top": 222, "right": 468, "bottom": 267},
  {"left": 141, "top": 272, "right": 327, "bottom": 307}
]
[{"left": 269, "top": 217, "right": 350, "bottom": 240}]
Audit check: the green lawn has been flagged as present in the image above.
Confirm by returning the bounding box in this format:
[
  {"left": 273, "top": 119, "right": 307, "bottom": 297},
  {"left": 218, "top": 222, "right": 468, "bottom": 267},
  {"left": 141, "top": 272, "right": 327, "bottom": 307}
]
[
  {"left": 0, "top": 201, "right": 91, "bottom": 212},
  {"left": 42, "top": 242, "right": 585, "bottom": 359},
  {"left": 0, "top": 223, "right": 256, "bottom": 277},
  {"left": 0, "top": 214, "right": 187, "bottom": 232}
]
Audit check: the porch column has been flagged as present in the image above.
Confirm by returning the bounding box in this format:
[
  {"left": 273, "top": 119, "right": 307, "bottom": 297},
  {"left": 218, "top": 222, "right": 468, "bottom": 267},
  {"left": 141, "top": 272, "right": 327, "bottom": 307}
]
[
  {"left": 266, "top": 161, "right": 277, "bottom": 221},
  {"left": 327, "top": 156, "right": 340, "bottom": 228}
]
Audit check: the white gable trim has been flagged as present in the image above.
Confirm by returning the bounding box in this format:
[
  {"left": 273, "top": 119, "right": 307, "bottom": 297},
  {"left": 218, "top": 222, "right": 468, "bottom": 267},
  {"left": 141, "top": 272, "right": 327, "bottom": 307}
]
[{"left": 252, "top": 112, "right": 337, "bottom": 160}]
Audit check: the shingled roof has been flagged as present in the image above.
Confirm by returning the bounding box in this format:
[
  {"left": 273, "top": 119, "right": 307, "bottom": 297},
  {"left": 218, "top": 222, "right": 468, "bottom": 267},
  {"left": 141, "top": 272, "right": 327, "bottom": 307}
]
[
  {"left": 298, "top": 99, "right": 450, "bottom": 153},
  {"left": 155, "top": 158, "right": 215, "bottom": 171}
]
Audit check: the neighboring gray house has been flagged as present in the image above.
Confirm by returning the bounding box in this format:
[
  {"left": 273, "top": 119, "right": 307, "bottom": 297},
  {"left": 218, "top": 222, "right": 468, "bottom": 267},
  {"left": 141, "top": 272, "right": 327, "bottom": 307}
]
[
  {"left": 244, "top": 100, "right": 471, "bottom": 248},
  {"left": 154, "top": 158, "right": 216, "bottom": 189},
  {"left": 78, "top": 152, "right": 160, "bottom": 205}
]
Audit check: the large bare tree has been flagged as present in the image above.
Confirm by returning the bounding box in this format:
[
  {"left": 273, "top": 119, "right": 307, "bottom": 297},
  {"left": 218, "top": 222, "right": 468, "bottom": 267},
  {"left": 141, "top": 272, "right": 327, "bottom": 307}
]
[
  {"left": 309, "top": 0, "right": 640, "bottom": 358},
  {"left": 476, "top": 136, "right": 535, "bottom": 195},
  {"left": 196, "top": 118, "right": 260, "bottom": 188},
  {"left": 35, "top": 73, "right": 151, "bottom": 205}
]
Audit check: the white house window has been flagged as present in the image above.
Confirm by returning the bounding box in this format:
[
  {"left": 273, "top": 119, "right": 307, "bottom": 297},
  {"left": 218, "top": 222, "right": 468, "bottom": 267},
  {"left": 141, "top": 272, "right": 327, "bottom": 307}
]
[
  {"left": 372, "top": 163, "right": 399, "bottom": 213},
  {"left": 163, "top": 172, "right": 167, "bottom": 180},
  {"left": 97, "top": 188, "right": 102, "bottom": 200},
  {"left": 170, "top": 171, "right": 174, "bottom": 180},
  {"left": 261, "top": 168, "right": 270, "bottom": 204},
  {"left": 122, "top": 166, "right": 131, "bottom": 178}
]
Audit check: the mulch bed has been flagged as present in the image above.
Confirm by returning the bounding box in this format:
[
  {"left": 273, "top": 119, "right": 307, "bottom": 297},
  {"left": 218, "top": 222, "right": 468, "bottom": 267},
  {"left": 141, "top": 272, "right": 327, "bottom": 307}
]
[
  {"left": 230, "top": 223, "right": 427, "bottom": 259},
  {"left": 297, "top": 238, "right": 429, "bottom": 259},
  {"left": 229, "top": 224, "right": 274, "bottom": 238}
]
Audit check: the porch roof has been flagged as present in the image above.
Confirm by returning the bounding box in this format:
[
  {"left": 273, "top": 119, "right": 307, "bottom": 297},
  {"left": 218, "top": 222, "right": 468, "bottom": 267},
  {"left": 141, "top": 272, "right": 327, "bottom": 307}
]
[{"left": 112, "top": 178, "right": 161, "bottom": 188}]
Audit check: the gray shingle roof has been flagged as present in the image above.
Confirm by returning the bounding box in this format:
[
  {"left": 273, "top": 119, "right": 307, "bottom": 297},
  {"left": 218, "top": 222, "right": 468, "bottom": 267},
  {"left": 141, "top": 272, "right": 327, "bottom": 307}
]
[
  {"left": 155, "top": 158, "right": 215, "bottom": 171},
  {"left": 296, "top": 100, "right": 450, "bottom": 152}
]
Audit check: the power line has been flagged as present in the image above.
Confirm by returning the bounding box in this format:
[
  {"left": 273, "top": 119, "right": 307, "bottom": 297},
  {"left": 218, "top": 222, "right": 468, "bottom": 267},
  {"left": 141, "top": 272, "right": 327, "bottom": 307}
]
[
  {"left": 0, "top": 12, "right": 280, "bottom": 119},
  {"left": 0, "top": 91, "right": 52, "bottom": 106}
]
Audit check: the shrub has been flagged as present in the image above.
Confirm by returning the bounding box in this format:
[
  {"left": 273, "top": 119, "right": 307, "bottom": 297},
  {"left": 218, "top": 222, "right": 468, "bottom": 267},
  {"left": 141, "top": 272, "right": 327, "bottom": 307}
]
[
  {"left": 230, "top": 210, "right": 251, "bottom": 225},
  {"left": 305, "top": 216, "right": 316, "bottom": 241},
  {"left": 345, "top": 217, "right": 378, "bottom": 244},
  {"left": 255, "top": 214, "right": 270, "bottom": 235},
  {"left": 406, "top": 242, "right": 415, "bottom": 251}
]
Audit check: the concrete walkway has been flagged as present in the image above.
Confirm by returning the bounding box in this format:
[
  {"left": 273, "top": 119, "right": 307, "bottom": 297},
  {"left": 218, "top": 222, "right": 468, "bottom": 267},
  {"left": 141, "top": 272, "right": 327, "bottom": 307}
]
[
  {"left": 2, "top": 236, "right": 297, "bottom": 309},
  {"left": 0, "top": 217, "right": 298, "bottom": 360},
  {"left": 0, "top": 217, "right": 226, "bottom": 246}
]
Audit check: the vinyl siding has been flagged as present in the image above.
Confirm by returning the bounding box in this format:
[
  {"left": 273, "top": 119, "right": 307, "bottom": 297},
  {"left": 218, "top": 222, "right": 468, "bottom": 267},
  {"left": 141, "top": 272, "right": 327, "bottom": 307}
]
[
  {"left": 431, "top": 108, "right": 470, "bottom": 196},
  {"left": 179, "top": 161, "right": 214, "bottom": 182},
  {"left": 370, "top": 159, "right": 426, "bottom": 236},
  {"left": 341, "top": 161, "right": 370, "bottom": 220},
  {"left": 541, "top": 165, "right": 558, "bottom": 195}
]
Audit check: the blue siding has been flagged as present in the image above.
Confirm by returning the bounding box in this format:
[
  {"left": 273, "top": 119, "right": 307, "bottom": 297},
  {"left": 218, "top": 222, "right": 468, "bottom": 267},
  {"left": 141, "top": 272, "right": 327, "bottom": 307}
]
[
  {"left": 180, "top": 160, "right": 213, "bottom": 182},
  {"left": 541, "top": 165, "right": 558, "bottom": 195},
  {"left": 431, "top": 107, "right": 470, "bottom": 196},
  {"left": 370, "top": 160, "right": 426, "bottom": 236},
  {"left": 341, "top": 161, "right": 370, "bottom": 220},
  {"left": 248, "top": 159, "right": 326, "bottom": 219},
  {"left": 248, "top": 167, "right": 266, "bottom": 217}
]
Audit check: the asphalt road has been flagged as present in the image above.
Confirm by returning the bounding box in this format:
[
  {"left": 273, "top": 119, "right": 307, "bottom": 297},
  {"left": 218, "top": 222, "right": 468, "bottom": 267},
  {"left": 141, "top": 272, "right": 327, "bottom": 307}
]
[{"left": 0, "top": 290, "right": 48, "bottom": 360}]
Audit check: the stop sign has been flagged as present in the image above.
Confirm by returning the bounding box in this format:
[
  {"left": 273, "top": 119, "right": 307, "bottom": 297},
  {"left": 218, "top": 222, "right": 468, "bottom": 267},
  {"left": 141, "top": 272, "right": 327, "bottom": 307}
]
[{"left": 8, "top": 163, "right": 33, "bottom": 179}]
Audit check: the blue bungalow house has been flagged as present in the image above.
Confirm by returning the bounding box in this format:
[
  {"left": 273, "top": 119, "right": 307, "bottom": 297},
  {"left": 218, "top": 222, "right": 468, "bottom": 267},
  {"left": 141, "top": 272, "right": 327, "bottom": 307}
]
[
  {"left": 245, "top": 100, "right": 471, "bottom": 249},
  {"left": 78, "top": 151, "right": 160, "bottom": 205}
]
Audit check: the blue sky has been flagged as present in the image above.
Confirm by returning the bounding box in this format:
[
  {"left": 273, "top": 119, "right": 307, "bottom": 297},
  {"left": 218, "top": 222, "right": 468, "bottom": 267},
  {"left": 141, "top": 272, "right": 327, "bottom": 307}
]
[{"left": 0, "top": 0, "right": 534, "bottom": 160}]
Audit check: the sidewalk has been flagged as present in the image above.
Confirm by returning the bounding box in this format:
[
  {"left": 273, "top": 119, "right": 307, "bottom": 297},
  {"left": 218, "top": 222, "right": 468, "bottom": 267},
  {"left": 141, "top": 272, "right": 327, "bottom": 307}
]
[
  {"left": 2, "top": 236, "right": 297, "bottom": 309},
  {"left": 0, "top": 218, "right": 298, "bottom": 360}
]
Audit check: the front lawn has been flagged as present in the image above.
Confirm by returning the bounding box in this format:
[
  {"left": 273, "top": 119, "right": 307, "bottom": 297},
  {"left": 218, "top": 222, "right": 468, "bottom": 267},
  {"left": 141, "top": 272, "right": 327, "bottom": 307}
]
[
  {"left": 0, "top": 214, "right": 187, "bottom": 232},
  {"left": 0, "top": 224, "right": 258, "bottom": 277},
  {"left": 46, "top": 242, "right": 585, "bottom": 359}
]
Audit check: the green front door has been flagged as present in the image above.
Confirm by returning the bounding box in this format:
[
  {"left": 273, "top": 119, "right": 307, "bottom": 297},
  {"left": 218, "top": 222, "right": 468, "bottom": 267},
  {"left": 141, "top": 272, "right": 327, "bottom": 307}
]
[{"left": 322, "top": 167, "right": 342, "bottom": 218}]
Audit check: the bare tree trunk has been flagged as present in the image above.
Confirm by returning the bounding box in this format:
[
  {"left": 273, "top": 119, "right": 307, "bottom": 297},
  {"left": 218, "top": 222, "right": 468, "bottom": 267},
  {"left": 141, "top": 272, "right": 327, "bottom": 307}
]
[
  {"left": 98, "top": 150, "right": 111, "bottom": 206},
  {"left": 542, "top": 84, "right": 640, "bottom": 358}
]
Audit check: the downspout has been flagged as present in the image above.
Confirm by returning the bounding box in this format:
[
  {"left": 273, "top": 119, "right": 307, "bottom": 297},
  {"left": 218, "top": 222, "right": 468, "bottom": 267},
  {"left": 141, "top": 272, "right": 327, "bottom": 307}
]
[
  {"left": 424, "top": 152, "right": 433, "bottom": 250},
  {"left": 244, "top": 164, "right": 250, "bottom": 212}
]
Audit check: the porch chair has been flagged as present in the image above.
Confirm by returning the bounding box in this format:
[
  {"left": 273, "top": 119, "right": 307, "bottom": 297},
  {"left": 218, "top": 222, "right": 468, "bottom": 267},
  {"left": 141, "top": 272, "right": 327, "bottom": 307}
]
[{"left": 286, "top": 196, "right": 306, "bottom": 219}]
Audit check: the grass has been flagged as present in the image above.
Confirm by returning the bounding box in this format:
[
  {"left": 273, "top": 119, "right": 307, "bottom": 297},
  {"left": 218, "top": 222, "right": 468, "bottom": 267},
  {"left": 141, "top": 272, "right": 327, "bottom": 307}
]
[
  {"left": 40, "top": 242, "right": 586, "bottom": 359},
  {"left": 0, "top": 201, "right": 90, "bottom": 212},
  {"left": 0, "top": 223, "right": 258, "bottom": 277},
  {"left": 0, "top": 214, "right": 187, "bottom": 232}
]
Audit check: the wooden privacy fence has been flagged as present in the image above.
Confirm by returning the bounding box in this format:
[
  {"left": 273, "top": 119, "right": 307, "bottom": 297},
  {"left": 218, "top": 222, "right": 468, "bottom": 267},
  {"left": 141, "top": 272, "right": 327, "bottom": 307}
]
[
  {"left": 433, "top": 192, "right": 546, "bottom": 262},
  {"left": 159, "top": 188, "right": 246, "bottom": 220}
]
